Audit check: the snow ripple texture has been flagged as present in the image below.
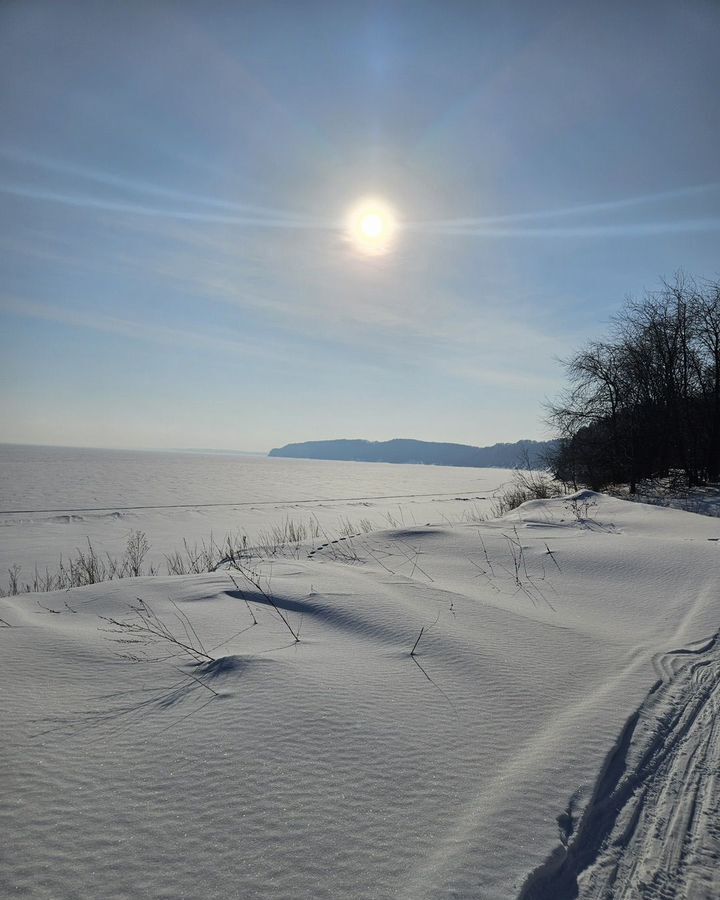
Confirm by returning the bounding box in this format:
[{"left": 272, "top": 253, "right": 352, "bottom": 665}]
[{"left": 2, "top": 491, "right": 720, "bottom": 899}]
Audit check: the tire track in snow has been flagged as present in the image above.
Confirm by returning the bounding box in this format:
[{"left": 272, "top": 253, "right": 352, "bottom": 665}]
[{"left": 518, "top": 630, "right": 720, "bottom": 899}]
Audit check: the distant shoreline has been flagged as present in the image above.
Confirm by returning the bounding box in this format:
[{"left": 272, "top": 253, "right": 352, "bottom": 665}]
[{"left": 269, "top": 437, "right": 557, "bottom": 469}]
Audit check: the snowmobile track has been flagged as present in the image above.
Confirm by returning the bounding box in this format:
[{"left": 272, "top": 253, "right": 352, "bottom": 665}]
[{"left": 519, "top": 630, "right": 720, "bottom": 899}]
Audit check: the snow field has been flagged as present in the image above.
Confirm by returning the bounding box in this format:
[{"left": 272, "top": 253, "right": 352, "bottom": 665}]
[{"left": 2, "top": 491, "right": 719, "bottom": 898}]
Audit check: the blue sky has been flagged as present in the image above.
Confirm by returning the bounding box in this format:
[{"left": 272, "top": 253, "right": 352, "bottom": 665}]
[{"left": 1, "top": 0, "right": 719, "bottom": 451}]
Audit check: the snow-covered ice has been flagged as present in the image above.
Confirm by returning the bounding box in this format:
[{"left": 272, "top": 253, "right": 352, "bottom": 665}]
[{"left": 0, "top": 445, "right": 512, "bottom": 579}]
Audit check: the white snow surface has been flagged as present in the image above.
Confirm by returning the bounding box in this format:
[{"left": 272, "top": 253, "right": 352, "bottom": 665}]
[
  {"left": 0, "top": 446, "right": 511, "bottom": 579},
  {"left": 3, "top": 491, "right": 720, "bottom": 899}
]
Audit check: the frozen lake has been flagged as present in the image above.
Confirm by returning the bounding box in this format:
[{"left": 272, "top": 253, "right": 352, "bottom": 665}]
[{"left": 0, "top": 444, "right": 515, "bottom": 586}]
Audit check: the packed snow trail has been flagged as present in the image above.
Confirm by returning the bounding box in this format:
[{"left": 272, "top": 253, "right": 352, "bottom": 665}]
[{"left": 519, "top": 630, "right": 720, "bottom": 899}]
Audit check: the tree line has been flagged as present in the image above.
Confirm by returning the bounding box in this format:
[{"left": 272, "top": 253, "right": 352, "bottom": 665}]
[{"left": 547, "top": 274, "right": 720, "bottom": 492}]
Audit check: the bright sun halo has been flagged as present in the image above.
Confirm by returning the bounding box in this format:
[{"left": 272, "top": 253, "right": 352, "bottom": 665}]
[{"left": 347, "top": 198, "right": 397, "bottom": 255}]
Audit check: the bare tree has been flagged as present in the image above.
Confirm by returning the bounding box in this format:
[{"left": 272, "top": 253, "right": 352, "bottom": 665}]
[{"left": 547, "top": 274, "right": 720, "bottom": 491}]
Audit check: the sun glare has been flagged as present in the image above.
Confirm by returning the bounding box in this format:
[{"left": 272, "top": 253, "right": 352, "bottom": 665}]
[{"left": 347, "top": 198, "right": 398, "bottom": 255}]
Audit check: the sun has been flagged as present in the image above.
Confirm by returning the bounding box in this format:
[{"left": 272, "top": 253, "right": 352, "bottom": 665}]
[{"left": 346, "top": 197, "right": 398, "bottom": 255}]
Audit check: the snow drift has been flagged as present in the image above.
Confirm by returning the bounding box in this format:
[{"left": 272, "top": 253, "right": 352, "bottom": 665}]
[{"left": 2, "top": 492, "right": 719, "bottom": 899}]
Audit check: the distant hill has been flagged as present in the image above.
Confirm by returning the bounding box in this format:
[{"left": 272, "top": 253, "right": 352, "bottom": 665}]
[{"left": 268, "top": 438, "right": 558, "bottom": 469}]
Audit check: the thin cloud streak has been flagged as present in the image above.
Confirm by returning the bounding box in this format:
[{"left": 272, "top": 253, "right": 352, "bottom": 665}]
[
  {"left": 0, "top": 295, "right": 278, "bottom": 359},
  {"left": 406, "top": 182, "right": 720, "bottom": 228},
  {"left": 0, "top": 295, "right": 390, "bottom": 379},
  {"left": 0, "top": 292, "right": 561, "bottom": 395},
  {"left": 441, "top": 359, "right": 562, "bottom": 391},
  {"left": 412, "top": 217, "right": 720, "bottom": 239},
  {"left": 6, "top": 156, "right": 717, "bottom": 240},
  {"left": 0, "top": 183, "right": 332, "bottom": 230},
  {"left": 0, "top": 145, "right": 312, "bottom": 221}
]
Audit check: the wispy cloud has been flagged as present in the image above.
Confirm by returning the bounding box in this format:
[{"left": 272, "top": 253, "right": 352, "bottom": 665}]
[
  {"left": 441, "top": 360, "right": 562, "bottom": 391},
  {"left": 0, "top": 294, "right": 279, "bottom": 359},
  {"left": 5, "top": 172, "right": 718, "bottom": 240},
  {"left": 0, "top": 294, "right": 400, "bottom": 382},
  {"left": 0, "top": 145, "right": 313, "bottom": 220},
  {"left": 0, "top": 182, "right": 332, "bottom": 230},
  {"left": 0, "top": 144, "right": 305, "bottom": 220},
  {"left": 405, "top": 181, "right": 720, "bottom": 238},
  {"left": 412, "top": 217, "right": 720, "bottom": 239}
]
